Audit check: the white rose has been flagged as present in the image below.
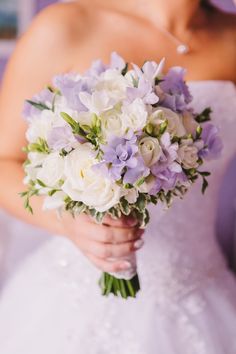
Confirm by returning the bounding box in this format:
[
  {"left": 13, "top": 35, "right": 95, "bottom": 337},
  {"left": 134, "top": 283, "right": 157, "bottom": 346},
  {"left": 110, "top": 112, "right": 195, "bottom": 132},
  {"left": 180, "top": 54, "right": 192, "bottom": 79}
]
[
  {"left": 178, "top": 139, "right": 199, "bottom": 169},
  {"left": 37, "top": 152, "right": 64, "bottom": 187},
  {"left": 121, "top": 98, "right": 148, "bottom": 132},
  {"left": 62, "top": 143, "right": 123, "bottom": 212},
  {"left": 150, "top": 107, "right": 186, "bottom": 137},
  {"left": 101, "top": 108, "right": 125, "bottom": 139},
  {"left": 182, "top": 111, "right": 198, "bottom": 135},
  {"left": 139, "top": 136, "right": 162, "bottom": 166}
]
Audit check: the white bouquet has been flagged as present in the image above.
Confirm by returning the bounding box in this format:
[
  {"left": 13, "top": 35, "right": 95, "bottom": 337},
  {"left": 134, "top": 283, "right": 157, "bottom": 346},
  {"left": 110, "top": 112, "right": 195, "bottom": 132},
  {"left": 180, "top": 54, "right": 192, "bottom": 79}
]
[{"left": 21, "top": 53, "right": 222, "bottom": 298}]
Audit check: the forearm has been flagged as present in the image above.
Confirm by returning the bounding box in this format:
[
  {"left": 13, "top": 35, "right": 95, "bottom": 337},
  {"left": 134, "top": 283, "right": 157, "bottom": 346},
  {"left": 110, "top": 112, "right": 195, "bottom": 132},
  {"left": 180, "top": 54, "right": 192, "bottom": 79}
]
[{"left": 0, "top": 159, "right": 62, "bottom": 235}]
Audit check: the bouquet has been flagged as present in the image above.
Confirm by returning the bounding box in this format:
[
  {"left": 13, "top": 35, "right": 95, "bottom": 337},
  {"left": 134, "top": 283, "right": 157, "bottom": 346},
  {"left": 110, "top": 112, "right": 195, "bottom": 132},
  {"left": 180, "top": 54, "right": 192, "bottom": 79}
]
[{"left": 21, "top": 52, "right": 222, "bottom": 299}]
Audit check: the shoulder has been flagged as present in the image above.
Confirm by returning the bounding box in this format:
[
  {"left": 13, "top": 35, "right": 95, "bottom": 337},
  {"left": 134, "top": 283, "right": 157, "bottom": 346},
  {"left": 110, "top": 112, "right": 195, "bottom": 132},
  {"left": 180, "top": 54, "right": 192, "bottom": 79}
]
[
  {"left": 5, "top": 1, "right": 95, "bottom": 78},
  {"left": 22, "top": 2, "right": 89, "bottom": 47}
]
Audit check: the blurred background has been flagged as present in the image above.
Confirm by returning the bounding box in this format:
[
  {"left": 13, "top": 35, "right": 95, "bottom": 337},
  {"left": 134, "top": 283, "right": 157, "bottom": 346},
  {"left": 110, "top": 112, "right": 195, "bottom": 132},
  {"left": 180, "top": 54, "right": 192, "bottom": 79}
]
[{"left": 0, "top": 0, "right": 236, "bottom": 288}]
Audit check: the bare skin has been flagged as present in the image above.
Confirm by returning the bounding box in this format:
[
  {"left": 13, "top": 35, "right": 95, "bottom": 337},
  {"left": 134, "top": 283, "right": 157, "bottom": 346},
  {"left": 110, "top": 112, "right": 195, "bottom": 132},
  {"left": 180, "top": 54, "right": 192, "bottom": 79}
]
[{"left": 0, "top": 0, "right": 235, "bottom": 272}]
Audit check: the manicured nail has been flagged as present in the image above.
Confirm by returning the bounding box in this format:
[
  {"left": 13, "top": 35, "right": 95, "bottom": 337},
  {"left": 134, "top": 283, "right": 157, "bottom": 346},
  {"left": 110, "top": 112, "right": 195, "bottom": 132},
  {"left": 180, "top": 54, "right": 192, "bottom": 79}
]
[
  {"left": 134, "top": 239, "right": 144, "bottom": 250},
  {"left": 119, "top": 261, "right": 132, "bottom": 270}
]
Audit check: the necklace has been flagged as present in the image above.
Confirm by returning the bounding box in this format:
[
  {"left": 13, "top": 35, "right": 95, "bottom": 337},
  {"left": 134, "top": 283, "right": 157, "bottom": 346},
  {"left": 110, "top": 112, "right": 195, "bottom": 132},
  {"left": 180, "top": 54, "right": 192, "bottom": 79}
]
[
  {"left": 134, "top": 1, "right": 193, "bottom": 55},
  {"left": 153, "top": 22, "right": 191, "bottom": 55}
]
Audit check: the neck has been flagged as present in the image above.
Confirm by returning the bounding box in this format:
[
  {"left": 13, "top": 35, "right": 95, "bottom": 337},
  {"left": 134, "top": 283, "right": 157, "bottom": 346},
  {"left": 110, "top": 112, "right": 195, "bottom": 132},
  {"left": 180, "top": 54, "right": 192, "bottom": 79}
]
[{"left": 96, "top": 0, "right": 209, "bottom": 32}]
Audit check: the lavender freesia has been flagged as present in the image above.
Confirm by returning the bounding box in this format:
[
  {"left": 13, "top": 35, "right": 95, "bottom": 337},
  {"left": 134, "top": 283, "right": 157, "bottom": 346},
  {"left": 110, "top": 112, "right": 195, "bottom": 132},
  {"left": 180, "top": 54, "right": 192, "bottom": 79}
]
[
  {"left": 199, "top": 123, "right": 223, "bottom": 159},
  {"left": 159, "top": 67, "right": 192, "bottom": 112}
]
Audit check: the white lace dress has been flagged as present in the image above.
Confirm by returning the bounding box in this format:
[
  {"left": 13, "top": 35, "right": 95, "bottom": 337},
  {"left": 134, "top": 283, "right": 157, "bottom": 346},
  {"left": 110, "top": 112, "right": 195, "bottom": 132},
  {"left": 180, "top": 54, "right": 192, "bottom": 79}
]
[{"left": 0, "top": 81, "right": 236, "bottom": 354}]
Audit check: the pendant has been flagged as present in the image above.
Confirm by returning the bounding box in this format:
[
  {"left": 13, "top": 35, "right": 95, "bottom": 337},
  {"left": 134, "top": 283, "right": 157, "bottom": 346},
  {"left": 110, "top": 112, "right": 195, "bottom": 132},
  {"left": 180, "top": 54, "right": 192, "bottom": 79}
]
[{"left": 177, "top": 44, "right": 190, "bottom": 55}]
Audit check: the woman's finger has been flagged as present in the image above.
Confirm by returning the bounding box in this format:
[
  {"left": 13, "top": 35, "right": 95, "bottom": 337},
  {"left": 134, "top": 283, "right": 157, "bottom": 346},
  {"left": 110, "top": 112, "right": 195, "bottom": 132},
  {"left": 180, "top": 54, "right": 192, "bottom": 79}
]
[
  {"left": 85, "top": 252, "right": 132, "bottom": 273},
  {"left": 76, "top": 221, "right": 144, "bottom": 244},
  {"left": 79, "top": 237, "right": 144, "bottom": 259}
]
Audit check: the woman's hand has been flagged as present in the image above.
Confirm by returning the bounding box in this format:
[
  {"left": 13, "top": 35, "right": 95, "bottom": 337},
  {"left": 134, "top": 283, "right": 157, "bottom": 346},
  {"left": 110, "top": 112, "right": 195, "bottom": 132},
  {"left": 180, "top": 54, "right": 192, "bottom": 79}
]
[{"left": 60, "top": 213, "right": 144, "bottom": 273}]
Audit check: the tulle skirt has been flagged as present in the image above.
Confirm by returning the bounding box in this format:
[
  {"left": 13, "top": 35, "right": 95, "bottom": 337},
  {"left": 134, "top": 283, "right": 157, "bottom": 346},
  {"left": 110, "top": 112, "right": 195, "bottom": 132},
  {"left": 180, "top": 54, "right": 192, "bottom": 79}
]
[{"left": 0, "top": 236, "right": 236, "bottom": 354}]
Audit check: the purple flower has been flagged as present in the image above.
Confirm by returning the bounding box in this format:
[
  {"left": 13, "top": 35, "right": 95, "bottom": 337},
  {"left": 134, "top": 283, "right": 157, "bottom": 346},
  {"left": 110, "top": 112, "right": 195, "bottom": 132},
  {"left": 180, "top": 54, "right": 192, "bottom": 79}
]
[
  {"left": 53, "top": 73, "right": 92, "bottom": 112},
  {"left": 22, "top": 88, "right": 54, "bottom": 119},
  {"left": 199, "top": 123, "right": 223, "bottom": 160},
  {"left": 123, "top": 156, "right": 150, "bottom": 185},
  {"left": 132, "top": 59, "right": 165, "bottom": 83},
  {"left": 159, "top": 67, "right": 192, "bottom": 112},
  {"left": 96, "top": 131, "right": 149, "bottom": 184},
  {"left": 110, "top": 52, "right": 126, "bottom": 72},
  {"left": 85, "top": 59, "right": 107, "bottom": 77},
  {"left": 47, "top": 126, "right": 78, "bottom": 151},
  {"left": 127, "top": 77, "right": 159, "bottom": 105},
  {"left": 150, "top": 168, "right": 187, "bottom": 194},
  {"left": 150, "top": 131, "right": 184, "bottom": 194}
]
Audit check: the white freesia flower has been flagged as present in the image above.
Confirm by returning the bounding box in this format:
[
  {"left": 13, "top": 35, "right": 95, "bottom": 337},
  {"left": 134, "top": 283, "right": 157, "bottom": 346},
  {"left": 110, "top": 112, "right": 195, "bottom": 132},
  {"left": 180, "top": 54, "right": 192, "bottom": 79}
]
[
  {"left": 79, "top": 90, "right": 115, "bottom": 115},
  {"left": 75, "top": 111, "right": 92, "bottom": 125},
  {"left": 150, "top": 107, "right": 186, "bottom": 137},
  {"left": 23, "top": 152, "right": 48, "bottom": 184},
  {"left": 26, "top": 110, "right": 55, "bottom": 143},
  {"left": 95, "top": 69, "right": 130, "bottom": 101},
  {"left": 178, "top": 139, "right": 199, "bottom": 169},
  {"left": 37, "top": 152, "right": 64, "bottom": 187},
  {"left": 62, "top": 143, "right": 123, "bottom": 212},
  {"left": 139, "top": 136, "right": 162, "bottom": 167},
  {"left": 121, "top": 98, "right": 148, "bottom": 132},
  {"left": 43, "top": 191, "right": 66, "bottom": 210},
  {"left": 54, "top": 95, "right": 81, "bottom": 123}
]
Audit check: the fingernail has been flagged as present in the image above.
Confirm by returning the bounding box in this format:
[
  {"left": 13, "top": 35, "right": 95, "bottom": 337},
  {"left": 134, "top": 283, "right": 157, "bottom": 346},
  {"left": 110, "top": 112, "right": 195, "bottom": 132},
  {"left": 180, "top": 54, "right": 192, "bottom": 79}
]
[
  {"left": 119, "top": 261, "right": 132, "bottom": 270},
  {"left": 134, "top": 239, "right": 144, "bottom": 250}
]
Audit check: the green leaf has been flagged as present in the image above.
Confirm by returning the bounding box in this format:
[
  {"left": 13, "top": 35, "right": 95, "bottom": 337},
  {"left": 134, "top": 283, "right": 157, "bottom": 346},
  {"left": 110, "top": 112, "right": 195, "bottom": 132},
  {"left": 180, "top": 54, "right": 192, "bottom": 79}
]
[
  {"left": 135, "top": 193, "right": 147, "bottom": 212},
  {"left": 36, "top": 179, "right": 47, "bottom": 187},
  {"left": 26, "top": 99, "right": 50, "bottom": 111},
  {"left": 95, "top": 212, "right": 105, "bottom": 223},
  {"left": 159, "top": 120, "right": 168, "bottom": 135},
  {"left": 195, "top": 107, "right": 212, "bottom": 123},
  {"left": 150, "top": 195, "right": 158, "bottom": 205},
  {"left": 201, "top": 177, "right": 209, "bottom": 194},
  {"left": 60, "top": 112, "right": 78, "bottom": 130},
  {"left": 121, "top": 63, "right": 129, "bottom": 76},
  {"left": 198, "top": 171, "right": 211, "bottom": 177},
  {"left": 48, "top": 189, "right": 60, "bottom": 196},
  {"left": 136, "top": 177, "right": 146, "bottom": 187},
  {"left": 145, "top": 123, "right": 154, "bottom": 135},
  {"left": 196, "top": 125, "right": 202, "bottom": 139},
  {"left": 120, "top": 198, "right": 131, "bottom": 216}
]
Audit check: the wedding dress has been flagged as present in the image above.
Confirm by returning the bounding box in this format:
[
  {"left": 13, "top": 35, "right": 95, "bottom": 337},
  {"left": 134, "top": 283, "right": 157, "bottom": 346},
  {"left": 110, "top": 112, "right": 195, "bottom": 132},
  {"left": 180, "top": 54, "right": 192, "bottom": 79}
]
[{"left": 0, "top": 81, "right": 236, "bottom": 354}]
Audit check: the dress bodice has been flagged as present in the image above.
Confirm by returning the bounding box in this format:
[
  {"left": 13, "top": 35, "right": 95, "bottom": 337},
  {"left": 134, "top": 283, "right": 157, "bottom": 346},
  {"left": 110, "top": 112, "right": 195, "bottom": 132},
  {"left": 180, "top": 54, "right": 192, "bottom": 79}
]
[{"left": 135, "top": 81, "right": 236, "bottom": 300}]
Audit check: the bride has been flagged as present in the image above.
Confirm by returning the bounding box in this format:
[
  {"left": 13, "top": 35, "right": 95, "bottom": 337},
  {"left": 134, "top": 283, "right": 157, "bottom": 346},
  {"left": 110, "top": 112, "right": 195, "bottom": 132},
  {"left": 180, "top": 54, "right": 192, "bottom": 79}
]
[{"left": 0, "top": 0, "right": 235, "bottom": 353}]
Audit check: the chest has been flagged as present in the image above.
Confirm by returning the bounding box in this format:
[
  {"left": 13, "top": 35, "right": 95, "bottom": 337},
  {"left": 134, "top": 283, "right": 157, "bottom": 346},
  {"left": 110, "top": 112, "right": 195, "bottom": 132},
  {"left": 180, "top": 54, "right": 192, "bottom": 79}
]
[{"left": 69, "top": 13, "right": 235, "bottom": 81}]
